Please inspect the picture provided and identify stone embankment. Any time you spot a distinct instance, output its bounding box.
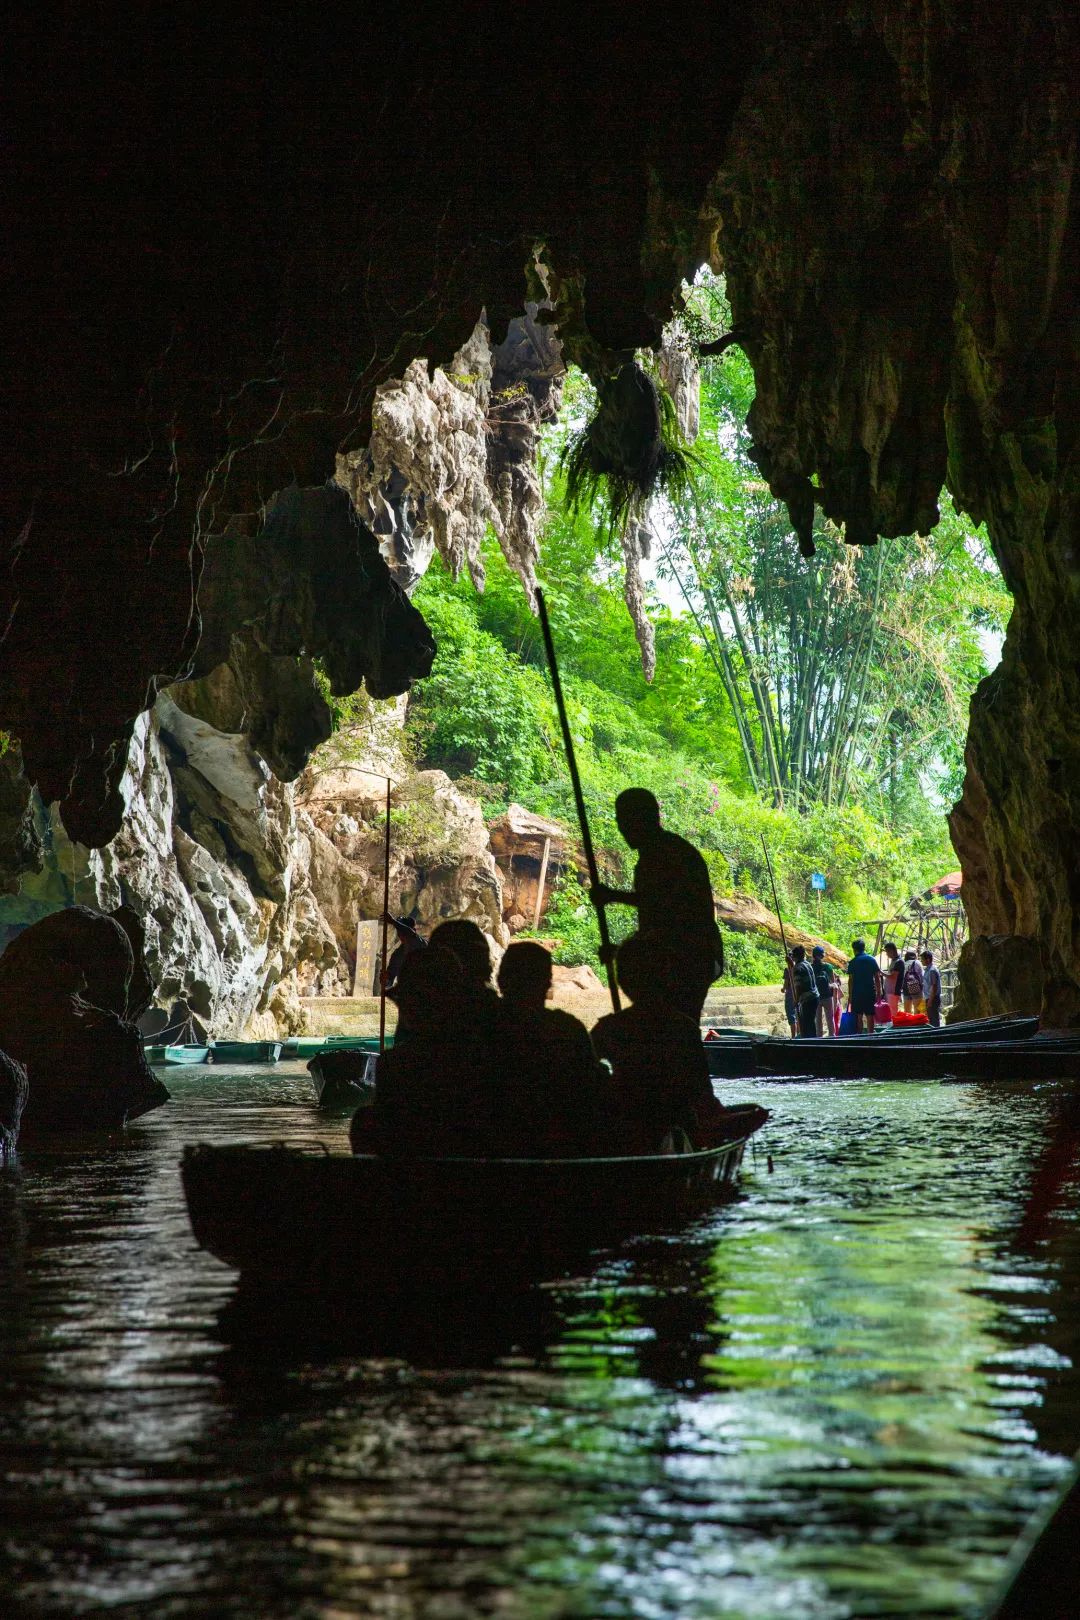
[301,980,787,1037]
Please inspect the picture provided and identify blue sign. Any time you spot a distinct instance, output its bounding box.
[810,872,827,891]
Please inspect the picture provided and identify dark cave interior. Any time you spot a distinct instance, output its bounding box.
[2,1,1078,1021]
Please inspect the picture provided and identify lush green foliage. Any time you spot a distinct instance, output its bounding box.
[661,275,1011,816]
[399,290,1009,983]
[408,532,966,979]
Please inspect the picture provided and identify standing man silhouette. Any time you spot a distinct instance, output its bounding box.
[591,788,723,1024]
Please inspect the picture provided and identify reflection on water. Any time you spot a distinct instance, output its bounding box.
[3,1067,1080,1617]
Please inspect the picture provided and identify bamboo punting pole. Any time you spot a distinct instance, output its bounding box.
[536,589,620,1013]
[380,776,392,1053]
[760,835,794,1004]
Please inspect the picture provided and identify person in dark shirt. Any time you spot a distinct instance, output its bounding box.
[811,945,838,1038]
[493,942,611,1156]
[428,919,502,1038]
[788,945,819,1037]
[846,938,882,1033]
[591,933,722,1153]
[590,787,722,1023]
[782,962,799,1037]
[370,947,492,1156]
[382,912,425,993]
[921,950,942,1027]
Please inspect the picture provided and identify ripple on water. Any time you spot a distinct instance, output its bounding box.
[2,1066,1079,1617]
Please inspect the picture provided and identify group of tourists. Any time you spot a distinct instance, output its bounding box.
[353,919,728,1159]
[784,937,943,1037]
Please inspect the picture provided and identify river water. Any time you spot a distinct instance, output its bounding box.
[3,1066,1080,1619]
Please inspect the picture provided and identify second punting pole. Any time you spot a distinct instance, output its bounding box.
[536,588,620,1013]
[380,776,391,1053]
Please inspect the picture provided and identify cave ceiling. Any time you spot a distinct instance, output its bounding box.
[2,1,1078,888]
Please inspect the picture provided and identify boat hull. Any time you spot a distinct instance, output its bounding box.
[182,1108,767,1288]
[713,1035,1080,1083]
[308,1050,376,1111]
[146,1044,211,1065]
[208,1041,282,1064]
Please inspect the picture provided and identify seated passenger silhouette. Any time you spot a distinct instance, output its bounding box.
[368,947,492,1157]
[493,941,613,1156]
[591,933,721,1154]
[428,919,502,1037]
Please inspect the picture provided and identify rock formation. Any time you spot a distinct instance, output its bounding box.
[1,5,1078,1020]
[0,908,168,1133]
[0,1049,28,1161]
[714,895,844,969]
[298,759,509,990]
[488,805,577,933]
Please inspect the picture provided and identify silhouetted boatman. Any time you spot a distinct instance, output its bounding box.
[382,912,425,993]
[591,787,723,1023]
[591,934,723,1154]
[493,941,612,1156]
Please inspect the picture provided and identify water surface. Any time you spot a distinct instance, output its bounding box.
[3,1066,1080,1618]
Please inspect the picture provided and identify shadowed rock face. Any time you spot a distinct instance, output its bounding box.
[1,3,1078,1017]
[0,1050,28,1160]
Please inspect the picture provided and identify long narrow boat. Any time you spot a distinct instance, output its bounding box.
[281,1035,394,1059]
[145,1044,211,1066]
[208,1040,283,1064]
[181,1104,769,1289]
[839,1014,1038,1043]
[749,1035,1080,1083]
[704,1018,1041,1080]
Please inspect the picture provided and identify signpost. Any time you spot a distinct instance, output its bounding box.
[811,871,826,928]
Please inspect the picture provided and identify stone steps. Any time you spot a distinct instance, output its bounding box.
[300,981,787,1038]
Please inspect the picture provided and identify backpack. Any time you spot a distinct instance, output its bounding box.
[812,960,833,997]
[902,959,924,998]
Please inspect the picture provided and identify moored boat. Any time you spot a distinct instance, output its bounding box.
[281,1035,393,1059]
[208,1040,283,1064]
[747,1034,1080,1083]
[308,1049,377,1111]
[181,1104,769,1288]
[145,1044,211,1066]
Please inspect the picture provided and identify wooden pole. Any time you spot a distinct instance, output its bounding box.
[533,835,551,930]
[379,776,391,1054]
[761,836,794,1005]
[536,589,620,1013]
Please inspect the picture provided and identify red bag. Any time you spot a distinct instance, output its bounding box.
[874,998,892,1025]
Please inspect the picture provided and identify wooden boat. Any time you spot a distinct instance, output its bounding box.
[843,1014,1038,1043]
[145,1043,211,1066]
[703,1016,1048,1081]
[982,1450,1080,1617]
[281,1035,392,1059]
[181,1104,769,1289]
[207,1040,283,1064]
[750,1034,1080,1083]
[308,1049,377,1111]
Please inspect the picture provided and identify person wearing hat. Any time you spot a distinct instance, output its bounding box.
[382,912,426,994]
[811,945,839,1038]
